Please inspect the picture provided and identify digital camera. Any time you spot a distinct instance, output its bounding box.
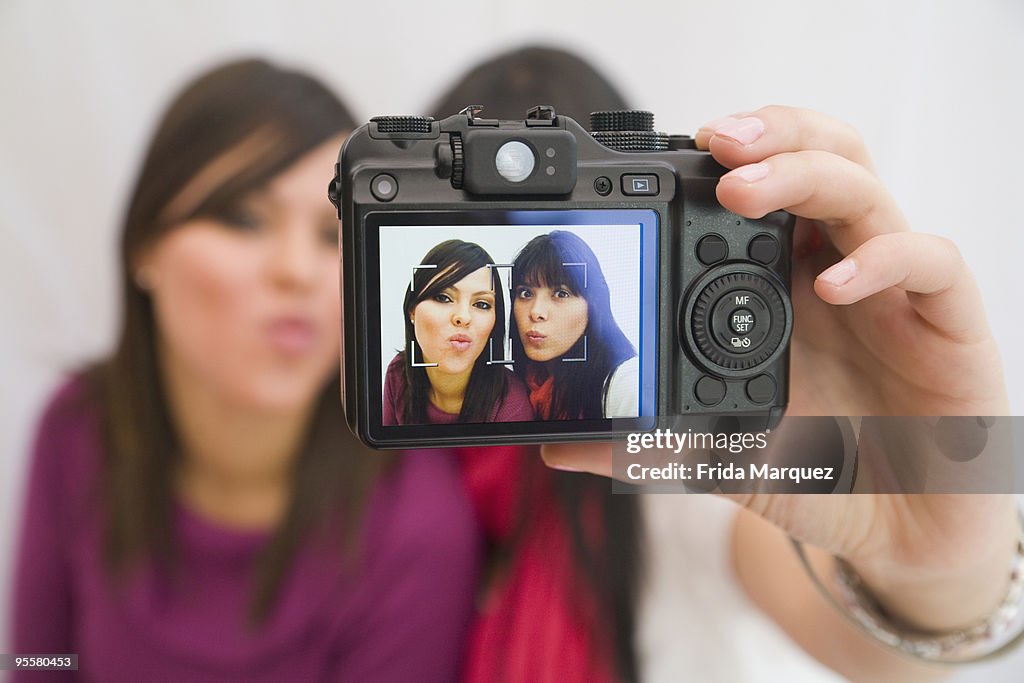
[329,106,794,449]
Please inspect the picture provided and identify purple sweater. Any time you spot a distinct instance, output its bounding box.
[10,380,481,682]
[382,354,535,425]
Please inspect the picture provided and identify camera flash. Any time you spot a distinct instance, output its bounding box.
[495,141,535,182]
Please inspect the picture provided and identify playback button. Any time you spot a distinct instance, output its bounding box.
[621,174,659,196]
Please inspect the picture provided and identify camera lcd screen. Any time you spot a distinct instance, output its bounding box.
[363,209,658,442]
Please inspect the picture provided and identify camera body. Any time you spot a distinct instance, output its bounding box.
[330,106,793,449]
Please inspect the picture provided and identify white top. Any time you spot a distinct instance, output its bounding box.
[602,356,640,418]
[638,495,844,683]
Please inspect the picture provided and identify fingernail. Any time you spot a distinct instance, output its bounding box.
[713,116,766,145]
[549,464,584,473]
[724,162,770,183]
[698,116,739,133]
[818,259,857,287]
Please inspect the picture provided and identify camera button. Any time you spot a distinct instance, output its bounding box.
[696,234,728,265]
[689,271,790,372]
[748,234,779,264]
[621,174,659,196]
[729,308,755,334]
[746,374,777,404]
[712,292,770,353]
[371,173,398,201]
[695,376,727,406]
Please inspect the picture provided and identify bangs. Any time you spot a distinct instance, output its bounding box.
[138,59,354,235]
[160,123,330,227]
[418,262,464,297]
[411,240,500,305]
[417,261,499,301]
[513,235,587,294]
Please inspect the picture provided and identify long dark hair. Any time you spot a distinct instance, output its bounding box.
[87,58,388,625]
[398,239,510,423]
[510,230,636,419]
[429,44,629,123]
[428,45,642,683]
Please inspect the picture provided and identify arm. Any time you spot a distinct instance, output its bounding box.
[328,453,480,682]
[9,391,77,682]
[701,105,1017,677]
[541,105,1017,680]
[733,503,1017,683]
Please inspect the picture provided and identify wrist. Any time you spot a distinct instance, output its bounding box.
[849,499,1020,632]
[792,502,1024,665]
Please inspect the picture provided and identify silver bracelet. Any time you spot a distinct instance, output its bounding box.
[791,509,1024,664]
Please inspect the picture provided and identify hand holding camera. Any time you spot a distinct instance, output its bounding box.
[541,104,1017,644]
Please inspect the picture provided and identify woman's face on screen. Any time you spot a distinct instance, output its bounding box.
[513,280,589,362]
[412,267,496,376]
[138,138,344,413]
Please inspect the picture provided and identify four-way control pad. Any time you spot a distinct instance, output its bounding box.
[688,269,790,373]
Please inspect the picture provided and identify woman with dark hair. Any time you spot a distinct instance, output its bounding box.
[510,230,639,419]
[383,239,533,425]
[11,58,478,682]
[430,43,1023,683]
[429,44,628,123]
[428,45,644,683]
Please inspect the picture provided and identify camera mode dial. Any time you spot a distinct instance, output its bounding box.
[689,271,790,372]
[370,116,434,134]
[449,133,465,189]
[589,110,669,152]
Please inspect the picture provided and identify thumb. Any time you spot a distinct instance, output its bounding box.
[540,442,614,478]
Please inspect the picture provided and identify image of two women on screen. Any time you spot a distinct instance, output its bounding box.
[381,229,640,425]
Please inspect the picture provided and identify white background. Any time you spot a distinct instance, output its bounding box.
[2,1,1023,680]
[377,224,642,387]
